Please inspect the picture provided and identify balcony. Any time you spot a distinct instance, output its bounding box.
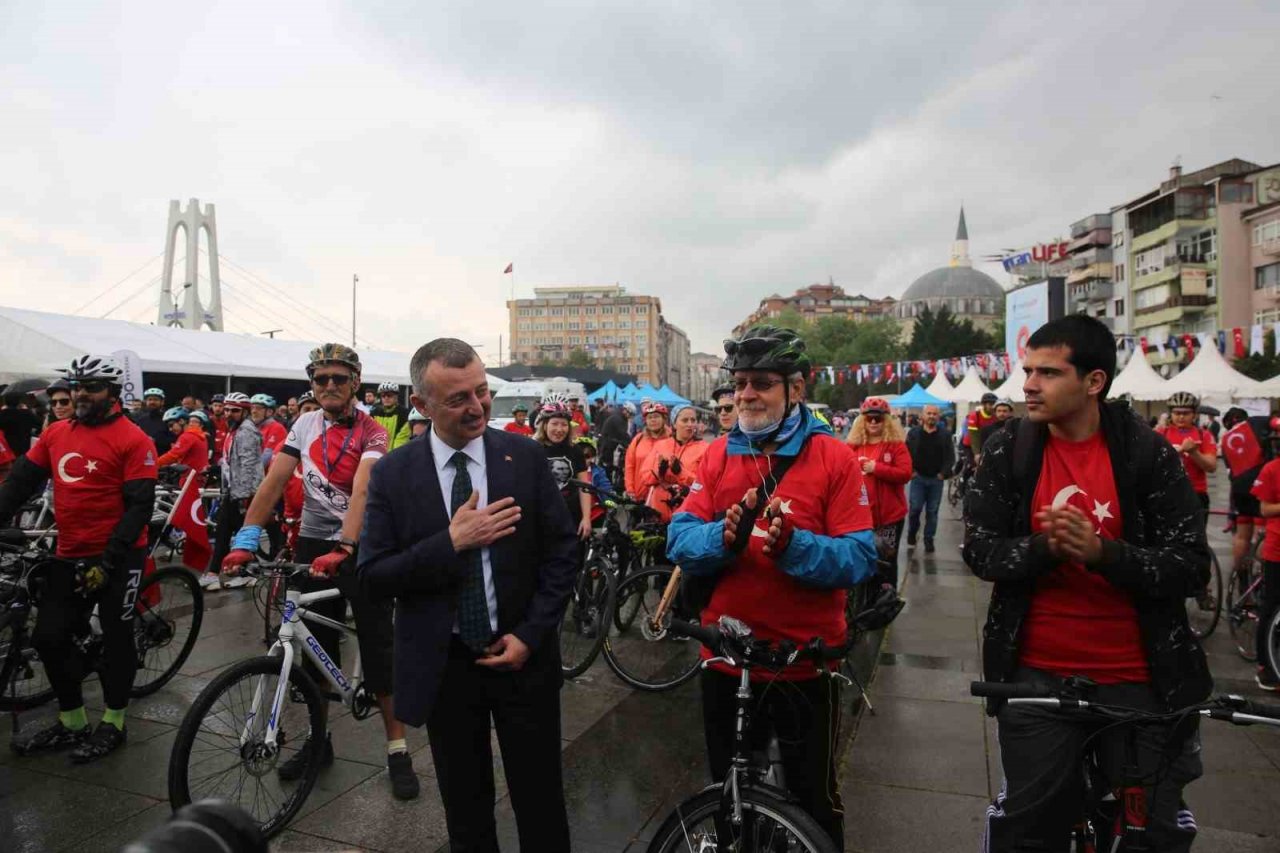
[1070,213,1111,238]
[1134,294,1213,317]
[1067,263,1115,285]
[1263,237,1280,257]
[1068,229,1112,253]
[1070,247,1114,269]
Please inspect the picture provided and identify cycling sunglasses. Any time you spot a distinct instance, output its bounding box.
[49,397,73,407]
[863,414,884,423]
[312,373,353,387]
[68,380,110,394]
[714,404,735,414]
[732,377,785,393]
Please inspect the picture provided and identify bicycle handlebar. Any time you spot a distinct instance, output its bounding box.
[969,681,1054,700]
[970,681,1280,726]
[668,616,853,669]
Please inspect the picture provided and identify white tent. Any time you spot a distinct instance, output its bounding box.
[925,372,958,402]
[950,366,993,403]
[991,360,1025,403]
[1162,343,1268,405]
[0,305,506,388]
[1107,348,1169,401]
[1250,372,1280,399]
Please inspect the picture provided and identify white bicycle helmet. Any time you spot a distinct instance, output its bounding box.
[378,381,399,394]
[408,408,427,423]
[224,392,252,407]
[143,387,166,399]
[61,354,125,386]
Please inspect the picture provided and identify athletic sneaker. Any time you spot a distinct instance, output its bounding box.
[222,575,251,589]
[10,720,91,756]
[1257,667,1279,692]
[906,530,917,548]
[387,751,420,800]
[69,723,127,764]
[278,732,334,781]
[924,539,936,554]
[198,572,222,591]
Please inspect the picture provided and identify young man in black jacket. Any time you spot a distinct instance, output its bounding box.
[963,314,1210,851]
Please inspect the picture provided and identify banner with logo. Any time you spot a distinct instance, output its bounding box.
[111,349,144,408]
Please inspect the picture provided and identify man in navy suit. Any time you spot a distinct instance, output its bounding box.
[359,338,578,852]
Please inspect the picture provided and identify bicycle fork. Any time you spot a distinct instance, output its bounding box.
[244,639,295,753]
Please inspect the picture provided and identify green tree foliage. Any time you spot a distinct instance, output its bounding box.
[906,305,999,360]
[1234,331,1280,381]
[565,348,596,368]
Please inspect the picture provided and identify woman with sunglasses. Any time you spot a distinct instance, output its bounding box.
[637,404,709,522]
[846,397,913,588]
[44,380,74,430]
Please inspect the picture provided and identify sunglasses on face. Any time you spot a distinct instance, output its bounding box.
[312,373,353,387]
[1171,409,1195,416]
[732,377,785,393]
[69,380,109,394]
[863,414,884,423]
[224,406,243,414]
[715,404,735,414]
[50,397,72,406]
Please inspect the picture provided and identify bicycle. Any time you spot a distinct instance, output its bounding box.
[1185,549,1224,639]
[645,587,904,853]
[946,454,973,509]
[167,560,382,838]
[0,529,203,714]
[969,679,1280,851]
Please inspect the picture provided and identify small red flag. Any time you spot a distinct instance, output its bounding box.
[1233,327,1246,358]
[503,263,513,274]
[172,470,212,571]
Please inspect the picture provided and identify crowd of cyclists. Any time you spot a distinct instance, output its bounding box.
[0,310,1275,850]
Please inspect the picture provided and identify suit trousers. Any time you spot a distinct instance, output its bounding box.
[427,637,570,852]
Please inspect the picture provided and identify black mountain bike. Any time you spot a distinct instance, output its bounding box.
[646,587,904,853]
[0,529,203,714]
[970,680,1280,851]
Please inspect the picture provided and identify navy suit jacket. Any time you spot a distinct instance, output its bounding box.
[358,426,578,726]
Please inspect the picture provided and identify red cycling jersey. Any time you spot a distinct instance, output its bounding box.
[1155,425,1215,493]
[156,423,209,473]
[26,415,157,558]
[504,422,534,437]
[259,418,288,455]
[1251,460,1280,562]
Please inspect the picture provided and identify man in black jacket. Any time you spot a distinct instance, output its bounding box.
[359,338,577,851]
[963,315,1210,851]
[598,402,631,484]
[905,403,953,553]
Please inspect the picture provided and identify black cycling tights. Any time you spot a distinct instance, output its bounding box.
[32,549,144,712]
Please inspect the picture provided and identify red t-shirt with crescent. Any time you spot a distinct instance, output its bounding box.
[1155,425,1215,493]
[1018,431,1149,683]
[1250,459,1280,562]
[26,416,157,557]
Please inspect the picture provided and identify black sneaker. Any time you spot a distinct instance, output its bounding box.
[1257,667,1280,692]
[10,720,91,756]
[906,530,917,548]
[387,751,420,800]
[69,723,127,764]
[924,539,936,554]
[278,732,334,781]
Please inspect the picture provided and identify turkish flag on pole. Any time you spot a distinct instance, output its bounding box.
[503,263,514,274]
[1233,327,1246,358]
[171,469,212,571]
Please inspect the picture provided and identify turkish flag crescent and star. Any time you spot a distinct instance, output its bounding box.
[503,263,514,274]
[172,469,212,571]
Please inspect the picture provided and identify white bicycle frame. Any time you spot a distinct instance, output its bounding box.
[246,583,364,749]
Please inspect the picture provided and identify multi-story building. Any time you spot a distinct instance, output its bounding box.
[733,281,895,336]
[1110,205,1130,335]
[1122,159,1262,364]
[1246,166,1280,326]
[689,352,726,405]
[660,322,691,397]
[507,285,670,386]
[1066,213,1126,333]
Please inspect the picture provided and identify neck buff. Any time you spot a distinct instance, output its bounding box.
[740,403,802,445]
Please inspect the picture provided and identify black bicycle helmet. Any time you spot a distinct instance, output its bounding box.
[1168,391,1199,410]
[710,383,735,403]
[721,325,811,375]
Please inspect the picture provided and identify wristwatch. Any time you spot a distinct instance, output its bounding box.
[338,536,357,553]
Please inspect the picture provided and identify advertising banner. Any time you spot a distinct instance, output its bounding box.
[111,349,144,407]
[1005,282,1049,361]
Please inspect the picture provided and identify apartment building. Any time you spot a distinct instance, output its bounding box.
[689,352,726,404]
[1066,212,1123,333]
[734,281,895,336]
[661,322,691,397]
[507,284,687,389]
[1246,167,1280,325]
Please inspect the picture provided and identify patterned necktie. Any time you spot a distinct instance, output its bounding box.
[450,451,492,651]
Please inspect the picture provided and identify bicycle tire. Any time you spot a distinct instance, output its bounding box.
[168,655,327,839]
[613,546,652,632]
[131,567,204,696]
[1186,550,1222,640]
[1228,561,1260,661]
[560,558,616,678]
[603,566,701,692]
[946,476,959,508]
[646,785,837,853]
[1265,606,1280,685]
[0,607,54,712]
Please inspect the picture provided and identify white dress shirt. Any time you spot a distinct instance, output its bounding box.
[430,426,500,634]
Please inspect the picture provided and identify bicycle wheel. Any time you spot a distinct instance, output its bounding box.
[1186,550,1223,639]
[613,545,653,632]
[1228,561,1260,661]
[946,476,959,508]
[647,785,837,853]
[0,607,54,712]
[603,566,702,692]
[1265,607,1280,683]
[168,655,327,839]
[560,558,616,678]
[131,567,204,696]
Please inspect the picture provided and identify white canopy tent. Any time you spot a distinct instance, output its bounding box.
[1107,348,1169,401]
[950,366,993,404]
[0,305,507,389]
[991,360,1025,403]
[1251,372,1280,399]
[1161,343,1268,405]
[924,372,958,402]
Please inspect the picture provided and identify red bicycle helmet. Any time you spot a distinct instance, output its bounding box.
[642,402,669,417]
[860,397,892,415]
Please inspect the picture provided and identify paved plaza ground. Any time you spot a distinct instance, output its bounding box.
[2,471,1278,851]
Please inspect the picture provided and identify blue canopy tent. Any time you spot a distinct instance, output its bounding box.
[615,382,646,402]
[653,384,690,406]
[587,379,620,402]
[890,383,953,410]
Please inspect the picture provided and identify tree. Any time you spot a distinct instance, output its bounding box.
[565,348,595,368]
[906,305,998,360]
[1234,331,1280,381]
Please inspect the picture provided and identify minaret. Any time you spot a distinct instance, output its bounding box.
[949,206,972,268]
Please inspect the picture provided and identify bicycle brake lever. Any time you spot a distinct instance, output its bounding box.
[702,657,733,669]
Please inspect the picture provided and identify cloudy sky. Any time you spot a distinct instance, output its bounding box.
[2,1,1277,361]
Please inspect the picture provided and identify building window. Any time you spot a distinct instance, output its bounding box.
[1134,248,1167,278]
[585,306,596,315]
[569,336,581,345]
[618,306,631,314]
[1257,263,1280,291]
[1115,264,1125,283]
[1113,231,1125,248]
[1135,284,1171,310]
[1256,309,1280,325]
[601,306,614,314]
[618,320,631,329]
[1255,220,1280,246]
[568,321,579,330]
[1176,229,1216,263]
[550,307,564,316]
[550,322,564,330]
[1114,298,1125,316]
[601,321,613,329]
[635,305,648,314]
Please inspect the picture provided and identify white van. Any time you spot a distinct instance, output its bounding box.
[490,377,588,430]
